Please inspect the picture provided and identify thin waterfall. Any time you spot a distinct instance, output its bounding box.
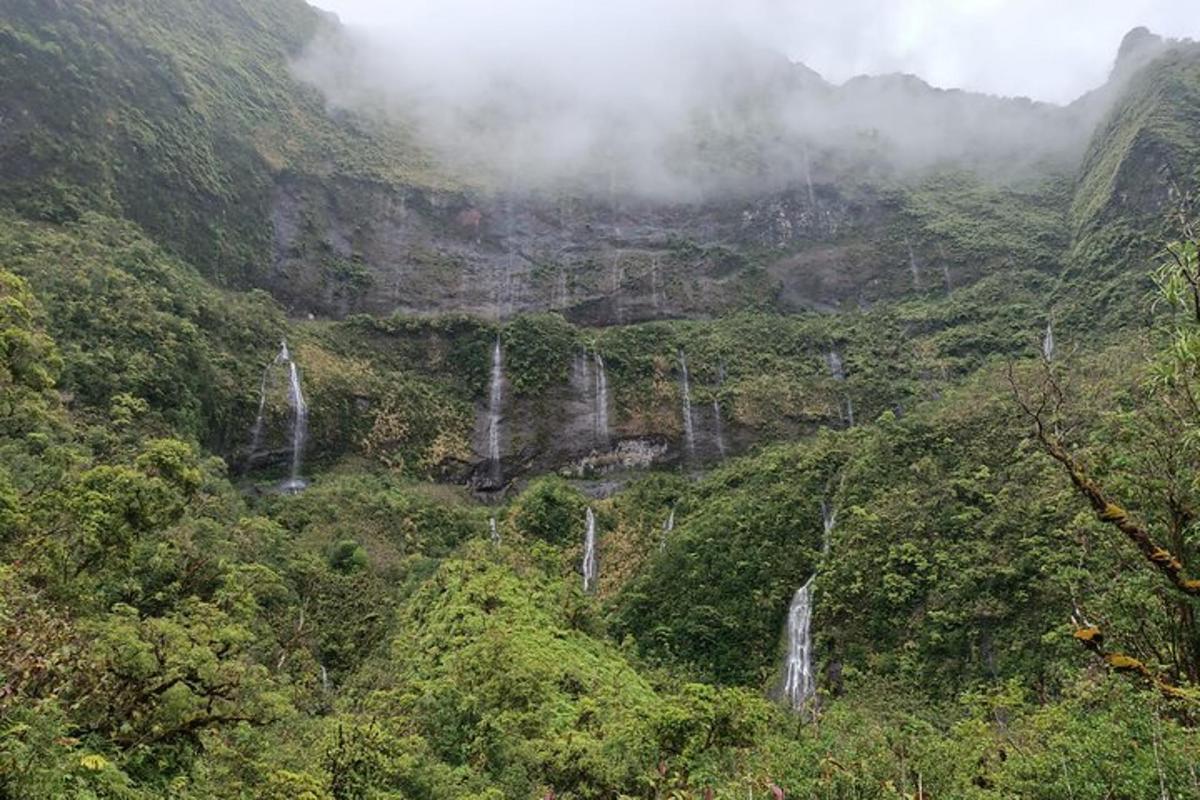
[781,500,838,712]
[713,362,727,458]
[1043,322,1055,362]
[802,144,817,209]
[489,517,500,546]
[250,368,270,453]
[660,507,676,552]
[821,502,837,554]
[826,350,853,427]
[284,357,308,490]
[651,257,664,312]
[594,352,610,445]
[782,578,816,710]
[906,240,921,289]
[249,342,289,454]
[245,339,307,493]
[320,664,330,693]
[678,350,696,458]
[486,336,504,483]
[826,351,846,382]
[712,399,726,457]
[582,507,598,593]
[250,342,292,453]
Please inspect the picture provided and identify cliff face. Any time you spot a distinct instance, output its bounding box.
[4,0,1200,487]
[267,171,1066,328]
[267,175,906,323]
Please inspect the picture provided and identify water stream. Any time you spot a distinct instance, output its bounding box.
[486,336,504,483]
[678,350,696,458]
[582,507,598,593]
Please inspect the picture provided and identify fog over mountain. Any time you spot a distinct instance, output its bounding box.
[312,0,1198,102]
[298,0,1196,197]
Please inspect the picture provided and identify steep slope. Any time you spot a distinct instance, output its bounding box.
[5,4,1200,798]
[1058,34,1200,328]
[0,0,449,284]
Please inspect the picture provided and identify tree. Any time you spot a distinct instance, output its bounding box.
[1011,193,1200,702]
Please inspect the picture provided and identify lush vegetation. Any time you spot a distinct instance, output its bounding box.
[5,1,1200,798]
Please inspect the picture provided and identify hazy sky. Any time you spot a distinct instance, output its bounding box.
[312,0,1197,104]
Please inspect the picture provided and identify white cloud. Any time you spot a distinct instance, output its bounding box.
[313,0,1197,103]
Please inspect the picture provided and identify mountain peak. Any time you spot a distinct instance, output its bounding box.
[1113,26,1168,79]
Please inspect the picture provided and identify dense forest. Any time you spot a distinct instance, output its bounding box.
[3,1,1200,798]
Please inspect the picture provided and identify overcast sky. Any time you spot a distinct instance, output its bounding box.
[311,0,1197,104]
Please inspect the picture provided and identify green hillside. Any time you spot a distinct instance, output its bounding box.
[4,2,1200,798]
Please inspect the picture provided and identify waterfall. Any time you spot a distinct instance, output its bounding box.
[660,507,675,551]
[826,351,846,382]
[249,340,307,490]
[320,664,330,693]
[678,350,696,458]
[594,352,610,446]
[821,502,837,553]
[712,399,727,457]
[250,342,292,454]
[486,336,504,482]
[657,260,667,316]
[713,362,727,458]
[557,268,569,310]
[906,240,921,289]
[826,351,853,427]
[782,578,816,710]
[803,144,817,209]
[489,517,500,546]
[582,507,598,593]
[1043,322,1055,362]
[781,500,838,712]
[284,357,308,491]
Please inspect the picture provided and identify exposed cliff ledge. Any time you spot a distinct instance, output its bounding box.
[266,173,1026,326]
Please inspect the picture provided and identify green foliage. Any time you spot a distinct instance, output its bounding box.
[502,313,580,397]
[507,476,589,546]
[613,438,845,684]
[0,0,454,284]
[901,170,1070,274]
[5,3,1200,798]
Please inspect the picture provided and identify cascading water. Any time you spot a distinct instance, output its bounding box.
[594,352,610,446]
[826,351,854,427]
[1043,322,1055,362]
[781,501,839,712]
[660,507,675,551]
[713,362,727,458]
[906,240,921,289]
[489,517,500,546]
[320,664,330,693]
[821,502,837,553]
[486,336,504,483]
[712,399,726,457]
[282,356,309,492]
[782,577,816,710]
[250,340,307,493]
[249,342,290,454]
[802,144,817,209]
[582,507,598,593]
[678,350,696,458]
[651,257,664,312]
[826,351,846,382]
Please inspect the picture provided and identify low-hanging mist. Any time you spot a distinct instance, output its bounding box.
[293,2,1182,198]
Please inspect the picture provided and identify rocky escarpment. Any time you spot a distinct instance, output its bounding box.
[268,174,1005,326]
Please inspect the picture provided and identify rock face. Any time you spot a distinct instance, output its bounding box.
[267,175,945,325]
